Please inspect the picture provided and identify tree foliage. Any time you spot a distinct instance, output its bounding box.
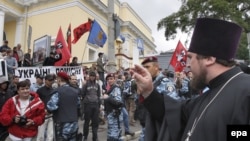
[158,0,250,60]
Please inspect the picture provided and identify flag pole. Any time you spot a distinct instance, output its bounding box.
[81,41,88,64]
[167,63,171,70]
[80,18,93,64]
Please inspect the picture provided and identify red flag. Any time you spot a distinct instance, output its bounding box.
[170,41,187,72]
[72,20,92,44]
[66,24,71,64]
[54,27,71,66]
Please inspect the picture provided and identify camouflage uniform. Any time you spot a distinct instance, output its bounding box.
[178,77,191,99]
[105,85,123,141]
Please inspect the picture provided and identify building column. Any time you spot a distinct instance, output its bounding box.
[15,18,24,46]
[133,38,140,65]
[0,11,5,45]
[105,0,117,73]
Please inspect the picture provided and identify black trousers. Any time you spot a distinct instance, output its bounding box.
[0,124,8,140]
[83,103,99,141]
[98,72,105,84]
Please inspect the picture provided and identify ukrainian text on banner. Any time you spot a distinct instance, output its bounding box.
[15,66,84,87]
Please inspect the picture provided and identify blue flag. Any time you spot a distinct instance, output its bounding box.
[87,20,107,47]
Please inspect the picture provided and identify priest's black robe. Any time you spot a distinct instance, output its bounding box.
[143,67,250,141]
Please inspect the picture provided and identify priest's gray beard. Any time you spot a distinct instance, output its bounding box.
[190,68,207,91]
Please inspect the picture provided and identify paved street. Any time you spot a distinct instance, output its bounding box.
[78,118,142,141]
[5,118,142,141]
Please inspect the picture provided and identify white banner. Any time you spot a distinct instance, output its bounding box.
[0,59,8,83]
[15,66,84,87]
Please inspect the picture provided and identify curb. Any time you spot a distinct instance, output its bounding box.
[121,131,141,141]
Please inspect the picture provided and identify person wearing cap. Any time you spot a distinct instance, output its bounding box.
[96,52,106,83]
[102,73,123,141]
[30,74,44,92]
[137,56,181,141]
[47,71,80,141]
[36,74,56,141]
[131,18,250,141]
[82,71,100,141]
[0,80,45,141]
[0,79,12,136]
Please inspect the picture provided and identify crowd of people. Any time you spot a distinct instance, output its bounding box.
[0,17,250,141]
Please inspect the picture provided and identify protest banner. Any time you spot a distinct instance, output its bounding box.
[15,66,84,87]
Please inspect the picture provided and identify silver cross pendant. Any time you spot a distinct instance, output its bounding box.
[185,131,192,141]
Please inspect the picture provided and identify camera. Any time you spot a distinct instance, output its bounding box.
[18,116,27,126]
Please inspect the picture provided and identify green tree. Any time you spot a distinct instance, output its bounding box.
[158,0,250,60]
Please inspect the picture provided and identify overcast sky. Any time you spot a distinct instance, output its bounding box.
[119,0,187,52]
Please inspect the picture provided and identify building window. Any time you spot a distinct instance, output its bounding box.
[88,46,97,61]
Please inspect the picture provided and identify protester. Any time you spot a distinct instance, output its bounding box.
[43,52,56,66]
[36,74,55,141]
[0,79,12,136]
[69,56,79,66]
[23,49,32,67]
[0,79,12,110]
[30,74,44,92]
[0,40,11,52]
[17,44,24,67]
[13,47,19,63]
[96,52,106,83]
[47,71,80,141]
[5,49,18,79]
[123,71,137,125]
[0,48,7,59]
[82,71,100,141]
[8,75,19,96]
[0,80,45,141]
[130,18,248,141]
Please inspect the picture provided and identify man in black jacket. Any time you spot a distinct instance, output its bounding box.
[43,52,56,66]
[82,71,100,141]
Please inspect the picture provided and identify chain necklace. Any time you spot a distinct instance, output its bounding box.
[185,72,242,141]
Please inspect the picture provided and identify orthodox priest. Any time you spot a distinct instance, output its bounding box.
[131,18,250,141]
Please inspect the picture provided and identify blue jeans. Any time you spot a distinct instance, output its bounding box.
[138,127,145,141]
[122,107,130,132]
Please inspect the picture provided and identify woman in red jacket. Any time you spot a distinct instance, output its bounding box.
[0,80,45,141]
